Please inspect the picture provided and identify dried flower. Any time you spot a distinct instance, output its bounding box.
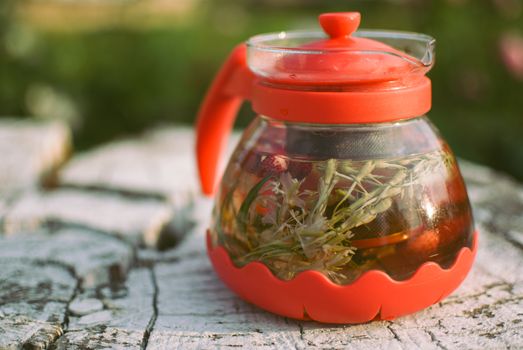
[260,155,288,177]
[215,150,455,284]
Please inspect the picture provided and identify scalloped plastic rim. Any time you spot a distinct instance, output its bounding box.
[207,231,478,324]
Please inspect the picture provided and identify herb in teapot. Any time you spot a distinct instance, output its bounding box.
[212,147,473,284]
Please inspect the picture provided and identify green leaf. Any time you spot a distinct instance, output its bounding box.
[216,187,235,246]
[236,176,271,233]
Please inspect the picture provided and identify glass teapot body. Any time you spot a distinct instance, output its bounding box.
[196,12,477,323]
[210,115,474,285]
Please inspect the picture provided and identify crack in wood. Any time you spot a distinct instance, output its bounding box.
[386,322,401,342]
[504,233,523,251]
[0,259,77,349]
[47,276,82,350]
[427,329,449,350]
[442,281,514,306]
[47,220,138,251]
[141,268,159,350]
[57,183,169,202]
[3,188,177,249]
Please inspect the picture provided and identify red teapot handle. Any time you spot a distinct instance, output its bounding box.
[195,44,255,196]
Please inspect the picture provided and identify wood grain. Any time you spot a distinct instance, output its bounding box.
[0,125,522,349]
[3,189,174,247]
[0,119,70,197]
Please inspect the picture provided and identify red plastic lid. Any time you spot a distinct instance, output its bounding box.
[196,12,435,195]
[248,12,430,87]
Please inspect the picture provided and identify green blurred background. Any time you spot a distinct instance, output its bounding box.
[0,0,522,178]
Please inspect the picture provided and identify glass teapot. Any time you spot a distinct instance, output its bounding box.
[196,12,477,324]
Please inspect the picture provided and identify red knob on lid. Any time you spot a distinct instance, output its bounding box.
[270,11,423,85]
[319,12,361,38]
[196,12,435,195]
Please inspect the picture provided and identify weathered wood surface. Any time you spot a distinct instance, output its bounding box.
[0,121,522,349]
[0,119,70,197]
[3,189,174,247]
[54,268,156,349]
[0,260,76,349]
[59,128,198,200]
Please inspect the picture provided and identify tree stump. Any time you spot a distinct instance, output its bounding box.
[0,121,522,349]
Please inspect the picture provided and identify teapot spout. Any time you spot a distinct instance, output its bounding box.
[355,30,436,75]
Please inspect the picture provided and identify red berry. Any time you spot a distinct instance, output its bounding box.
[260,155,287,177]
[288,161,312,180]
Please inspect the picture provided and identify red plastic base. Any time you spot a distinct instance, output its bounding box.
[207,231,478,324]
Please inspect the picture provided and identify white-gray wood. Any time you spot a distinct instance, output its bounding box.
[0,260,76,350]
[59,128,199,201]
[0,126,522,349]
[0,228,133,288]
[0,198,7,223]
[147,218,523,349]
[59,127,239,202]
[54,268,155,349]
[0,119,70,197]
[3,189,174,247]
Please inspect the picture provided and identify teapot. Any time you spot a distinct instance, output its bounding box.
[195,12,477,323]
